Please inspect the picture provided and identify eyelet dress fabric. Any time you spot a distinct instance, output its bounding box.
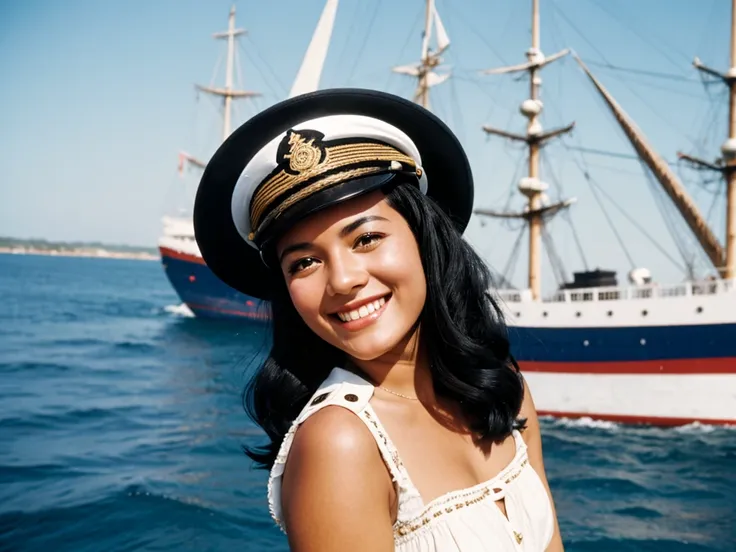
[268,368,555,551]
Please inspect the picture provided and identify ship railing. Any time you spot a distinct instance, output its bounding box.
[492,278,735,303]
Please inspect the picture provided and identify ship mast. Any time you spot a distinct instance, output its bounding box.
[392,0,451,110]
[677,0,736,279]
[196,5,260,142]
[475,0,574,300]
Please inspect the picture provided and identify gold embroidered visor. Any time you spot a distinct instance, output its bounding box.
[247,129,421,245]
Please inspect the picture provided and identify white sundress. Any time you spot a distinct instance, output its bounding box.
[268,367,555,551]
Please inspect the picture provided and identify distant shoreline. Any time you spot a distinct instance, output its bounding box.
[0,247,158,261]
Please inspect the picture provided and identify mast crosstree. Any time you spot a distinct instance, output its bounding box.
[392,0,451,110]
[195,5,261,142]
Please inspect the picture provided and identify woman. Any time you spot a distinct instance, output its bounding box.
[194,89,564,551]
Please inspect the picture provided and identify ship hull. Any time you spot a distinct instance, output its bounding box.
[515,327,736,426]
[159,246,269,320]
[505,282,736,426]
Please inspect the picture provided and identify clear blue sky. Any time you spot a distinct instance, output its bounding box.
[0,0,731,292]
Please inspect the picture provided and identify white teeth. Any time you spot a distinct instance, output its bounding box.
[337,296,388,322]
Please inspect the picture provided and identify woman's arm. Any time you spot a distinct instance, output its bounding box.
[281,406,396,552]
[519,377,565,552]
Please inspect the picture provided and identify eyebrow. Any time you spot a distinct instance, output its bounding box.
[339,215,389,238]
[279,242,312,264]
[278,215,389,264]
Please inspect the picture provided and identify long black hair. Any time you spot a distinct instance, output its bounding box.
[244,180,525,469]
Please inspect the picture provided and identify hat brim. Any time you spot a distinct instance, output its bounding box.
[193,88,474,300]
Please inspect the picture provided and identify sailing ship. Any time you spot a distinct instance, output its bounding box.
[469,0,736,426]
[158,2,339,319]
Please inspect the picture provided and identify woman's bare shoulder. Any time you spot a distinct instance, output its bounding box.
[281,405,395,551]
[289,405,378,460]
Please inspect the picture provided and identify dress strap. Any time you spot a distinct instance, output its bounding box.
[359,403,412,486]
[360,404,424,529]
[358,403,425,524]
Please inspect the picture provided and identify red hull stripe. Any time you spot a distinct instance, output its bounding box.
[520,357,736,374]
[159,247,206,266]
[537,410,736,426]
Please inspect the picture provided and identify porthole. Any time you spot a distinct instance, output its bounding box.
[607,310,613,317]
[641,310,648,316]
[696,306,703,314]
[575,312,581,317]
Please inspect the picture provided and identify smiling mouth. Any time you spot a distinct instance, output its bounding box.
[333,294,390,323]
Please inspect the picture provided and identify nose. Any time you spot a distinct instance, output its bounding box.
[325,251,368,297]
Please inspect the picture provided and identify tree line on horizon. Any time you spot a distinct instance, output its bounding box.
[0,236,157,255]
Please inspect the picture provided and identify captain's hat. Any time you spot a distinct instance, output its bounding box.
[194,88,474,300]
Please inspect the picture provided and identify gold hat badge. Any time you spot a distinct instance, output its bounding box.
[284,131,323,174]
[248,129,420,242]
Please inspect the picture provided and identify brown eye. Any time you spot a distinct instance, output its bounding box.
[289,257,319,274]
[354,233,383,250]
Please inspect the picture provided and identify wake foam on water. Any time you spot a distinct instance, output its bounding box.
[543,416,620,431]
[163,303,195,318]
[674,421,721,434]
[542,416,735,434]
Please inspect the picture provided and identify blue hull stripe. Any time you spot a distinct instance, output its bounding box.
[509,323,736,362]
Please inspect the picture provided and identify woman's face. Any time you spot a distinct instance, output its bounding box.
[276,190,426,361]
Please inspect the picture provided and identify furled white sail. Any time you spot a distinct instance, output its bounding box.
[433,5,450,54]
[391,0,451,109]
[288,0,339,98]
[420,0,435,62]
[392,64,421,77]
[426,72,450,87]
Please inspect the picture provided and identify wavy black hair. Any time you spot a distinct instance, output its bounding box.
[244,180,525,469]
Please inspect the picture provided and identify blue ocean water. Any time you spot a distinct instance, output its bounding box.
[0,254,734,552]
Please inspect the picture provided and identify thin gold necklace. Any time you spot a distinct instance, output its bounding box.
[343,362,421,401]
[377,385,419,401]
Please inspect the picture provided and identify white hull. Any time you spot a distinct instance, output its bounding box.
[524,372,736,425]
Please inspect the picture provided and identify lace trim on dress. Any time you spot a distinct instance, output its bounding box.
[392,431,530,543]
